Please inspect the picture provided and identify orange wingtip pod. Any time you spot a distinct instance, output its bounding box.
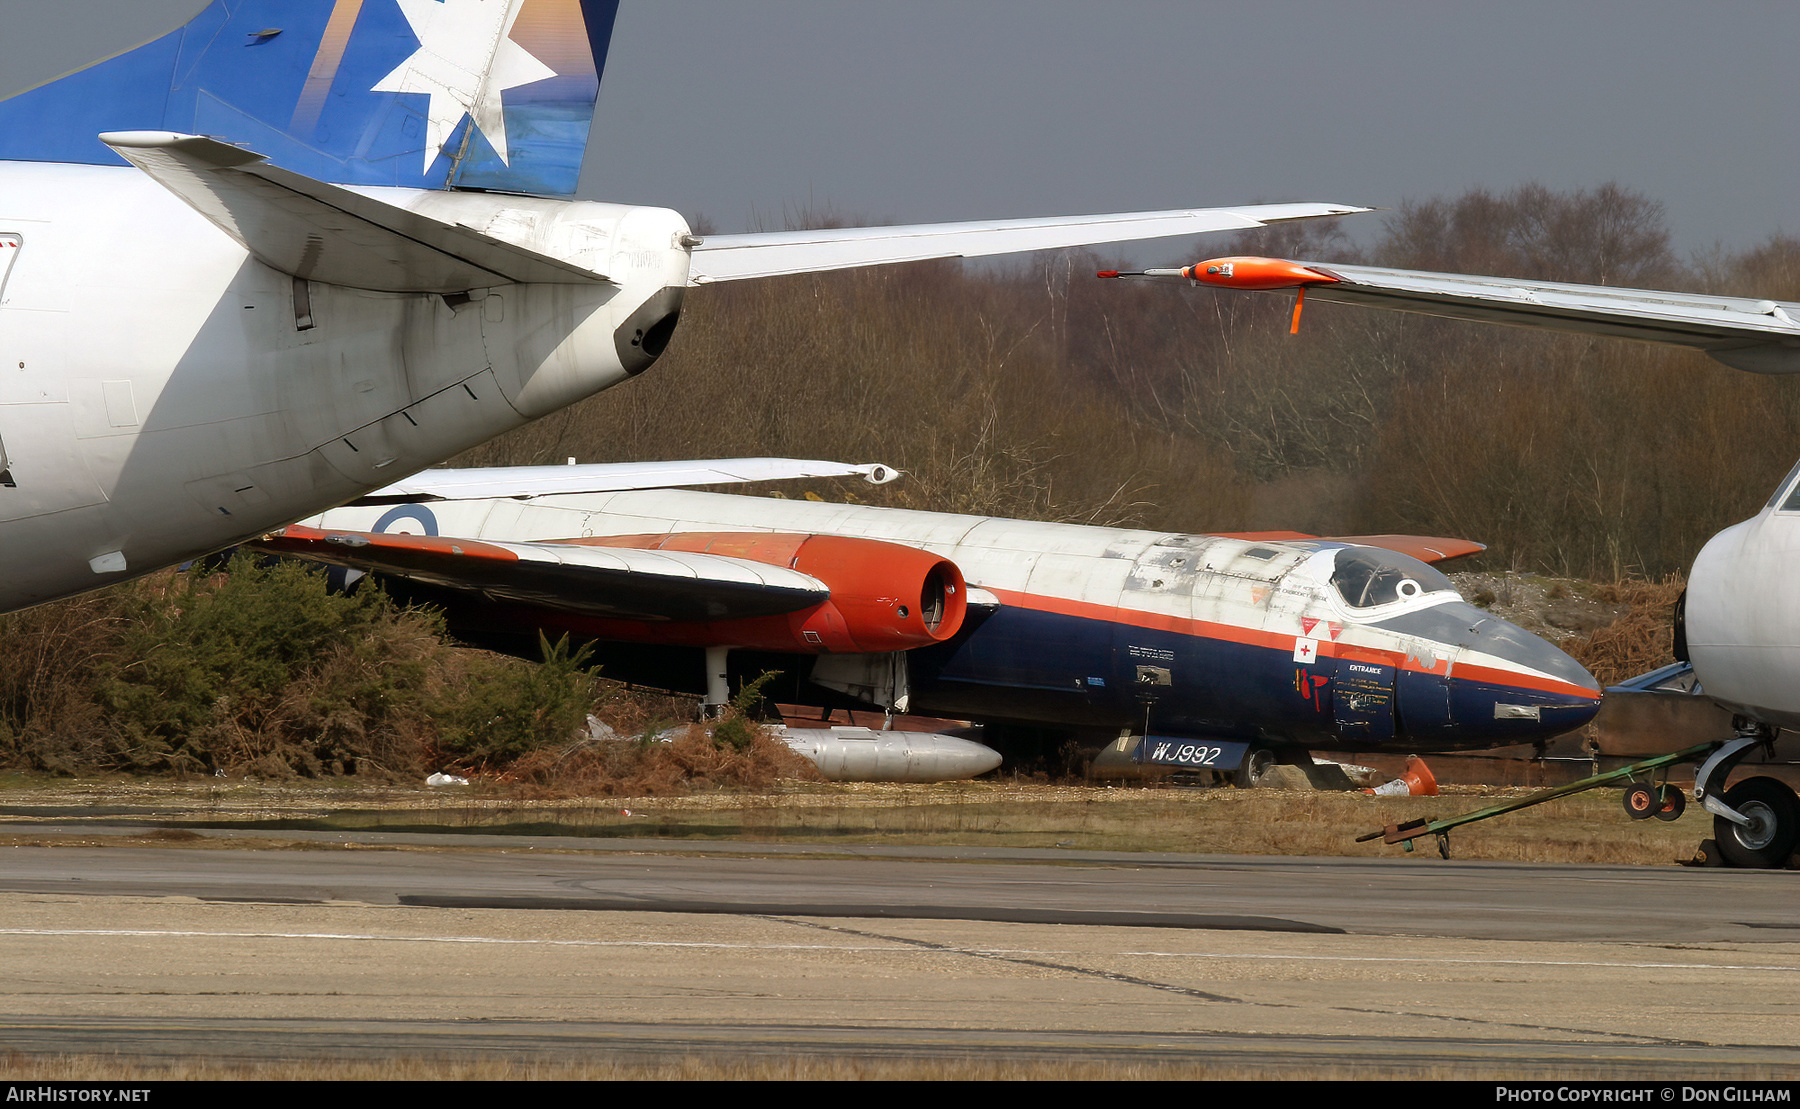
[1183,257,1338,290]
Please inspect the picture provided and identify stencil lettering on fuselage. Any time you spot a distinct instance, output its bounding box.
[1334,661,1395,740]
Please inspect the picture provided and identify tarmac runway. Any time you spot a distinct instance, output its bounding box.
[0,830,1795,1075]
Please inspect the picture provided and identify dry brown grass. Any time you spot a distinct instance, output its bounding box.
[1565,576,1688,687]
[0,775,1719,867]
[694,784,1711,865]
[499,726,823,798]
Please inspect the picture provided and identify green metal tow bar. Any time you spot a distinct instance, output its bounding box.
[1356,742,1718,859]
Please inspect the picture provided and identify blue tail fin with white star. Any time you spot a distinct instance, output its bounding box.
[0,0,618,196]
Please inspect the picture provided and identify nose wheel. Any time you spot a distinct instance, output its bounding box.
[1713,776,1800,869]
[1693,726,1799,868]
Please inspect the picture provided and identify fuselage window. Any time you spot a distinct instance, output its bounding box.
[1774,457,1800,512]
[0,233,19,302]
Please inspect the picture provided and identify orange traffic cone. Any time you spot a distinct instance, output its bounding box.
[1365,755,1439,797]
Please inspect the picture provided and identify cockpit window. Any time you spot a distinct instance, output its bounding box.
[1774,456,1800,512]
[1329,548,1455,609]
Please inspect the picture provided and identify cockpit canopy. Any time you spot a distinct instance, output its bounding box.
[1329,547,1456,609]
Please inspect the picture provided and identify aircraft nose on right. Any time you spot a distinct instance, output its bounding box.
[1449,606,1603,743]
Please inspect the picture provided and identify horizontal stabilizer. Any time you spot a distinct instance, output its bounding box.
[256,525,828,622]
[352,458,903,504]
[104,132,611,293]
[1221,531,1486,564]
[688,203,1369,284]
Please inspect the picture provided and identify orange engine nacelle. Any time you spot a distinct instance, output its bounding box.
[573,532,969,653]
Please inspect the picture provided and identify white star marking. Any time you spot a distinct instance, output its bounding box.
[373,0,557,174]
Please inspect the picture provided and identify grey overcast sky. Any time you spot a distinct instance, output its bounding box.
[3,1,1796,264]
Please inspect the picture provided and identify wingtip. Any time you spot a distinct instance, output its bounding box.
[101,130,265,168]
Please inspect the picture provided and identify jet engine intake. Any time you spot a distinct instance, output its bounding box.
[577,532,969,654]
[786,535,967,652]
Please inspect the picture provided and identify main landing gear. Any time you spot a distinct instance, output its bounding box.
[1236,746,1277,788]
[1232,745,1322,789]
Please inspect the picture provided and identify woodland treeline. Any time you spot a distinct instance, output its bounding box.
[459,183,1800,581]
[2,183,1790,778]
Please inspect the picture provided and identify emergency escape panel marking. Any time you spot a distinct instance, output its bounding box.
[1334,662,1396,739]
[1293,637,1319,663]
[1294,668,1331,712]
[1299,617,1342,640]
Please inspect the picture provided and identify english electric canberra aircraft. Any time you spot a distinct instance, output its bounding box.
[251,459,1604,782]
[1100,254,1800,864]
[0,0,1364,614]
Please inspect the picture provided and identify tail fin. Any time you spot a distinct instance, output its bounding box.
[0,0,618,196]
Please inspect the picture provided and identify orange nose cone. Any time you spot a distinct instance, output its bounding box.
[1183,257,1337,290]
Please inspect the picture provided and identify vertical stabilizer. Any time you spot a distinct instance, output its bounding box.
[0,0,618,196]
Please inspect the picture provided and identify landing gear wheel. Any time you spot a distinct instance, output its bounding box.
[1713,777,1800,869]
[1653,785,1686,822]
[1234,747,1276,789]
[1623,783,1658,820]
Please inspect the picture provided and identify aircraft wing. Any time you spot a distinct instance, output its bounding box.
[1302,263,1800,373]
[351,458,902,505]
[102,132,611,293]
[1221,531,1486,564]
[255,525,828,622]
[687,203,1369,284]
[1105,255,1800,374]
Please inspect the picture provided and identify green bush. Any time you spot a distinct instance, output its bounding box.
[97,553,444,775]
[428,633,602,768]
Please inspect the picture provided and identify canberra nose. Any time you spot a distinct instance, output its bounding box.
[1454,606,1602,740]
[1388,603,1601,745]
